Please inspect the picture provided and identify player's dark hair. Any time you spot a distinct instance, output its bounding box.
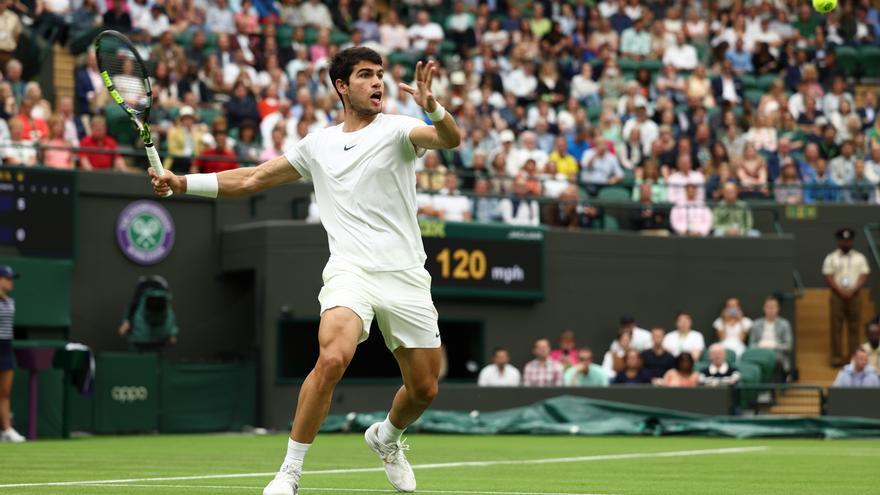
[491,347,507,356]
[329,47,383,108]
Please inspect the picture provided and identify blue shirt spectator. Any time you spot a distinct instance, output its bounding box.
[832,350,880,387]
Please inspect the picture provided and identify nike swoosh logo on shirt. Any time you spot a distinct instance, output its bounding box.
[344,144,357,151]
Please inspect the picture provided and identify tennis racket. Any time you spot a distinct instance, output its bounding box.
[94,30,171,196]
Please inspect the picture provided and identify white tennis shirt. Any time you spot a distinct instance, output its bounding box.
[285,113,429,272]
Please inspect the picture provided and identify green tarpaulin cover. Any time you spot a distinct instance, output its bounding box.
[319,395,880,439]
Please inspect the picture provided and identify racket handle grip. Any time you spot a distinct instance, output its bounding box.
[145,144,172,197]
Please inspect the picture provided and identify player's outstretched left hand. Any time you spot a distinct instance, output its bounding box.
[149,168,185,197]
[400,60,438,113]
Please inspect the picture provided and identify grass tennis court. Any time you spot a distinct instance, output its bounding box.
[1,434,878,495]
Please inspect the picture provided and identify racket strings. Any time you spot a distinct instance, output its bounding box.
[97,42,149,113]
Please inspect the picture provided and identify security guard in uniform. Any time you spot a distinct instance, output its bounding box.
[822,228,871,367]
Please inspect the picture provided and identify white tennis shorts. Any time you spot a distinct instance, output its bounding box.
[318,258,441,351]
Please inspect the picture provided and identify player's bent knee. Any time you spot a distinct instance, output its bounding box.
[314,353,348,384]
[408,379,439,404]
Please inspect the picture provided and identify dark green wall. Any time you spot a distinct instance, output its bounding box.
[42,173,880,427]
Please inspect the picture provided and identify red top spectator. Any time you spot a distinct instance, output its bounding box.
[191,130,239,174]
[79,116,125,170]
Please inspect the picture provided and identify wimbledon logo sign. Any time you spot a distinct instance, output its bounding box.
[116,200,175,265]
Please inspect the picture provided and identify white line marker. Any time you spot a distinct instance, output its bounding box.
[74,484,611,495]
[0,446,768,489]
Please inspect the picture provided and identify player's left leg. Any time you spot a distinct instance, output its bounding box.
[0,368,23,442]
[365,347,441,493]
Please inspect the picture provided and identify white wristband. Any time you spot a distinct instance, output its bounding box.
[427,104,446,123]
[185,173,219,198]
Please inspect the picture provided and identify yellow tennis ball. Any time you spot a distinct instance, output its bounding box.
[813,0,837,14]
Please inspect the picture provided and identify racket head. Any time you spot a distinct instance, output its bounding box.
[94,30,153,121]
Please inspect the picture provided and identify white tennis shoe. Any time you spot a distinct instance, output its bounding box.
[365,422,417,492]
[0,427,25,443]
[262,462,300,495]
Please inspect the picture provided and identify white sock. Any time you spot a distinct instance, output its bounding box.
[282,438,311,470]
[378,415,406,445]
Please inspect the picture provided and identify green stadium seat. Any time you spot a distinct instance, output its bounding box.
[440,40,457,57]
[103,104,138,146]
[601,214,620,231]
[739,348,777,383]
[858,46,880,78]
[276,24,293,44]
[740,74,758,90]
[745,89,764,105]
[388,51,419,69]
[175,31,194,47]
[586,104,602,124]
[736,361,762,384]
[756,74,778,91]
[303,27,318,45]
[834,46,858,78]
[639,59,663,76]
[198,107,221,127]
[330,30,350,46]
[597,186,632,202]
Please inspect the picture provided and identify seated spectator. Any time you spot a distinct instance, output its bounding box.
[102,0,132,32]
[191,129,239,174]
[548,136,579,182]
[79,116,126,171]
[432,172,473,222]
[670,184,713,236]
[699,344,741,387]
[408,9,444,53]
[663,311,706,360]
[236,121,262,164]
[564,348,609,387]
[667,155,704,205]
[620,16,651,60]
[570,63,600,107]
[633,159,668,203]
[549,329,579,368]
[224,81,260,131]
[713,297,752,359]
[711,59,743,105]
[642,327,676,381]
[42,115,75,170]
[862,318,880,370]
[832,349,880,388]
[621,103,659,157]
[1,118,36,166]
[774,159,804,205]
[655,353,700,387]
[164,106,204,172]
[545,184,596,230]
[602,330,632,380]
[617,315,652,351]
[472,179,501,223]
[749,295,794,379]
[630,183,669,236]
[846,160,877,204]
[612,350,652,385]
[737,143,769,197]
[829,140,858,187]
[712,183,759,237]
[579,138,623,189]
[477,347,521,387]
[499,177,540,226]
[523,338,564,387]
[804,159,839,203]
[725,37,753,75]
[260,126,286,161]
[507,131,548,177]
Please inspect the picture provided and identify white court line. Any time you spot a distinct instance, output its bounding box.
[0,446,768,489]
[75,484,611,495]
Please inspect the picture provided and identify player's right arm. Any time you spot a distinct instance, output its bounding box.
[149,155,301,198]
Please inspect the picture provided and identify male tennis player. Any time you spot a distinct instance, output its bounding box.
[150,47,460,494]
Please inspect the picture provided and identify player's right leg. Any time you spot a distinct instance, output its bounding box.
[263,307,363,495]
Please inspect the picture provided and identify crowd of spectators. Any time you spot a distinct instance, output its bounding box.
[477,295,863,388]
[2,0,880,233]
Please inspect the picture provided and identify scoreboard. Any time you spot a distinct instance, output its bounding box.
[0,168,76,259]
[420,219,545,300]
